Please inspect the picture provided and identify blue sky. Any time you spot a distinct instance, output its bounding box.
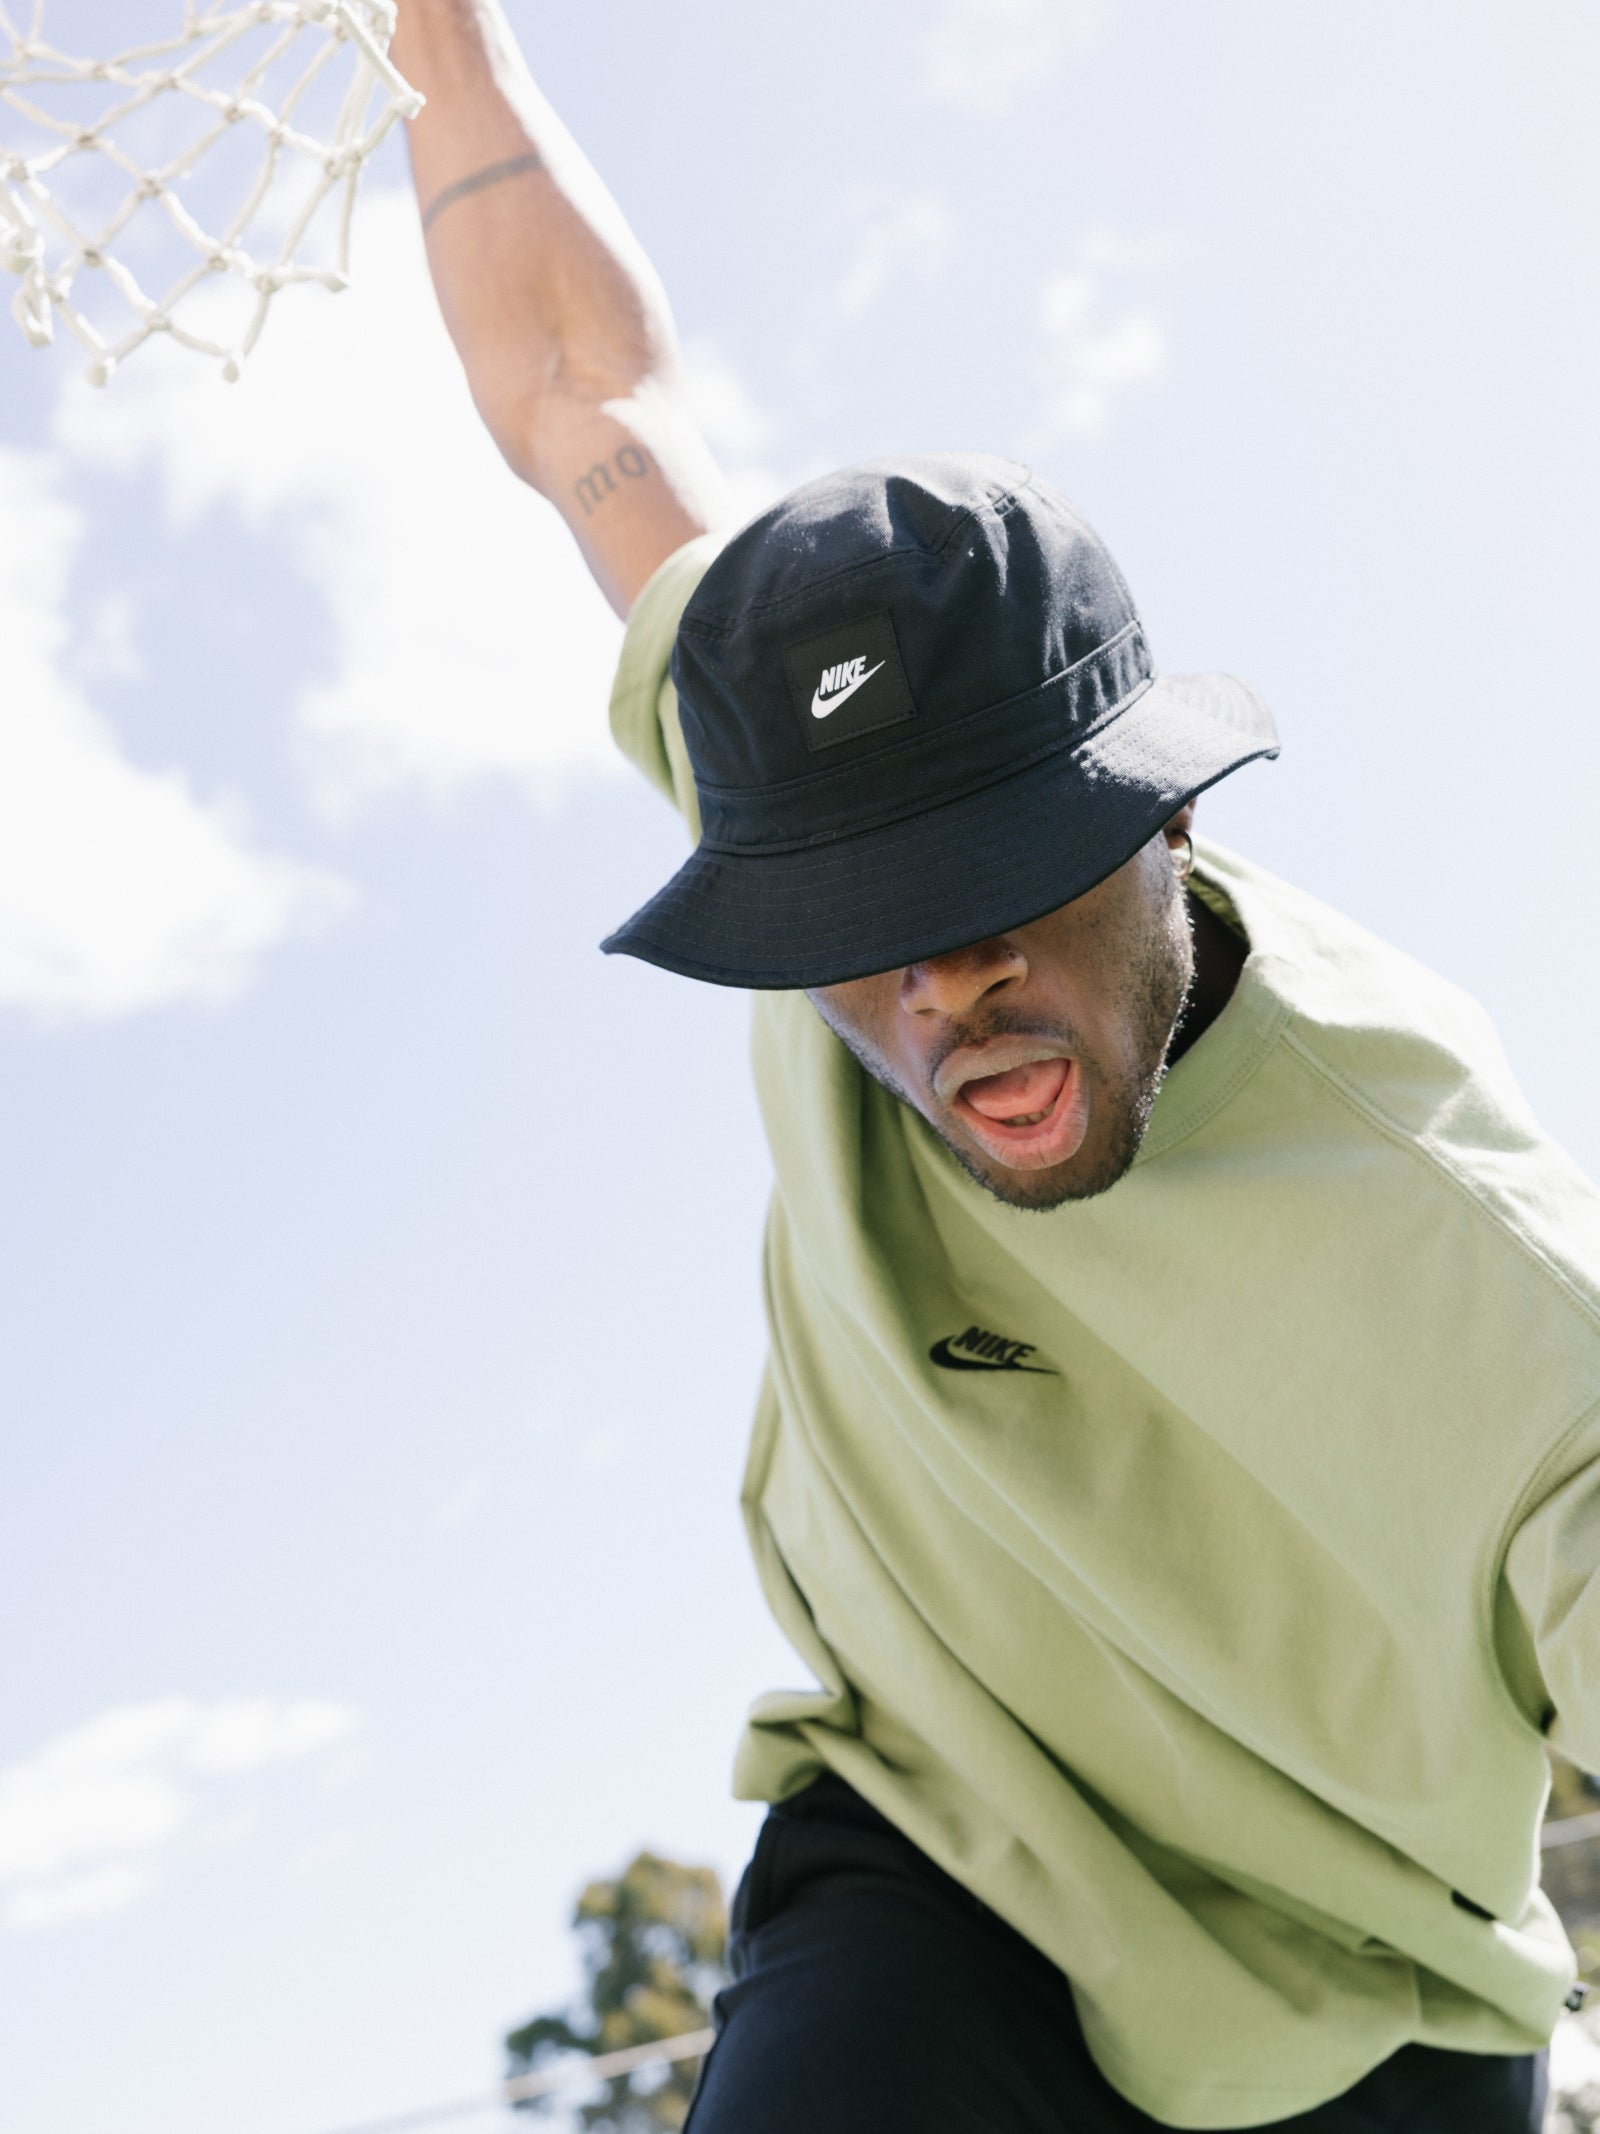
[2,3,1599,2130]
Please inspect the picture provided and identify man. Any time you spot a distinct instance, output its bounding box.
[391,6,1599,2128]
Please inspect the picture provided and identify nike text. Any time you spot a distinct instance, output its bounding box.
[811,656,886,719]
[929,1325,1056,1374]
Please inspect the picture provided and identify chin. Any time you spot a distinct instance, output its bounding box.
[953,1136,1141,1212]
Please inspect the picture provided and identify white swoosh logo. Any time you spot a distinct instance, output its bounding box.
[811,659,886,720]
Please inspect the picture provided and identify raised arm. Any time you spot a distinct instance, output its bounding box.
[391,0,732,615]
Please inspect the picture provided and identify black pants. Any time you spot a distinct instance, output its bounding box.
[686,1777,1548,2134]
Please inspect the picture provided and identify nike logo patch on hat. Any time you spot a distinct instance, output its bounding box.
[783,611,916,752]
[811,657,886,719]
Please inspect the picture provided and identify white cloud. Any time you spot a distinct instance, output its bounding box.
[433,1469,486,1529]
[681,340,775,462]
[6,183,785,1028]
[0,1694,361,1931]
[53,187,629,821]
[0,443,348,1022]
[183,1696,357,1773]
[1037,235,1169,440]
[920,0,1111,116]
[832,193,951,322]
[6,1863,156,1931]
[679,338,785,526]
[69,589,144,686]
[580,1423,623,1469]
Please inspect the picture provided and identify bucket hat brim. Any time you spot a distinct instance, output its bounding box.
[601,671,1277,990]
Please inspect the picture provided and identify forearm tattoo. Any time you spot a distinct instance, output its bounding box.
[574,444,654,515]
[421,151,546,233]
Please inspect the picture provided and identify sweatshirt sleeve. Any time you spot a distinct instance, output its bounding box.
[607,532,724,842]
[1501,1407,1600,1773]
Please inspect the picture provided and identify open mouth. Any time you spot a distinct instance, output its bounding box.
[940,1044,1092,1172]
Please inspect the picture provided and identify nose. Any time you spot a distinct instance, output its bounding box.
[900,937,1028,1017]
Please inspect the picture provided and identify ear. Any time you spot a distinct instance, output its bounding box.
[1161,802,1197,885]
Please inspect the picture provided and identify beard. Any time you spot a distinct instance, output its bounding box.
[826,868,1195,1213]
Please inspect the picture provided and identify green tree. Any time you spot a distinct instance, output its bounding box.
[506,1851,728,2133]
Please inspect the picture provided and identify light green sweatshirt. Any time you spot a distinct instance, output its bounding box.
[609,536,1600,2126]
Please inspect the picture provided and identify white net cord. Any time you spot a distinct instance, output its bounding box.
[0,1,421,384]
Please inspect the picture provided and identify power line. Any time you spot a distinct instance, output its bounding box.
[1544,1809,1600,1853]
[308,2029,716,2134]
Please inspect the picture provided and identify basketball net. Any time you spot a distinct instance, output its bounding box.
[0,1,421,384]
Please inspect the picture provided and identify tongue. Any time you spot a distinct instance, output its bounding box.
[961,1057,1069,1123]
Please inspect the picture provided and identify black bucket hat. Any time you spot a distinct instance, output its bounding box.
[602,454,1277,990]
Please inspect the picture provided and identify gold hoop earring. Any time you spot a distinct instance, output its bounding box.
[1170,830,1194,882]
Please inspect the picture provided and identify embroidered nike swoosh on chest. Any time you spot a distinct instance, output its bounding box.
[811,659,886,718]
[929,1330,1057,1375]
